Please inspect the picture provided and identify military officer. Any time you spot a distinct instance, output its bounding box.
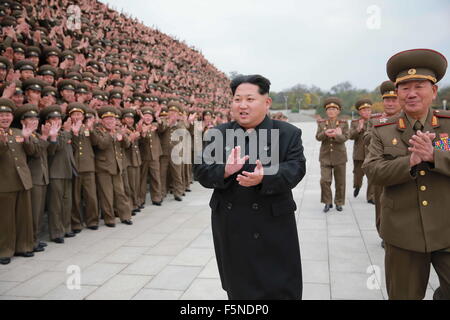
[91,106,132,227]
[316,97,349,212]
[350,99,374,203]
[159,102,185,201]
[121,108,142,213]
[139,107,163,206]
[365,81,401,240]
[0,98,37,264]
[363,49,450,300]
[43,105,76,243]
[18,104,52,252]
[68,103,100,232]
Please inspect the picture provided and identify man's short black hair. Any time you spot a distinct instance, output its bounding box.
[230,74,271,96]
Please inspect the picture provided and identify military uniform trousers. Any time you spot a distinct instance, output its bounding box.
[47,179,72,239]
[353,160,375,201]
[385,243,450,300]
[139,160,162,204]
[320,163,346,206]
[160,154,184,198]
[374,184,383,234]
[96,173,131,224]
[126,166,140,209]
[72,172,99,230]
[31,185,47,248]
[0,190,34,258]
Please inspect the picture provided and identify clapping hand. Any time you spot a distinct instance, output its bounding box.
[236,160,264,187]
[409,131,436,167]
[224,146,249,178]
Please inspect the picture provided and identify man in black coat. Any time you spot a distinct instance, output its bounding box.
[194,75,306,300]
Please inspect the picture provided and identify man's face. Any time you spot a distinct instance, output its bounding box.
[0,68,7,80]
[61,89,75,102]
[47,55,59,67]
[70,111,84,123]
[29,56,39,66]
[42,74,55,85]
[358,107,372,120]
[65,58,75,69]
[383,97,401,116]
[102,116,116,130]
[13,52,25,62]
[11,94,24,106]
[0,112,13,129]
[122,117,134,127]
[231,83,271,129]
[168,110,178,120]
[397,80,437,117]
[203,114,212,122]
[20,70,34,80]
[326,107,340,119]
[47,117,62,127]
[142,114,153,124]
[21,117,39,132]
[26,89,41,102]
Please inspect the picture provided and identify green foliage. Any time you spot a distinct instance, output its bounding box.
[270,81,450,115]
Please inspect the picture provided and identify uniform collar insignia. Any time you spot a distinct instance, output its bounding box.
[398,118,406,130]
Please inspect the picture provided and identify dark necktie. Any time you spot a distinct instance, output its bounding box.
[414,121,424,132]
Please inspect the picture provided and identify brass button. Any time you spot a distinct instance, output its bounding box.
[79,147,83,150]
[17,166,20,169]
[422,201,428,207]
[330,149,333,152]
[420,186,427,192]
[80,152,83,155]
[419,170,426,176]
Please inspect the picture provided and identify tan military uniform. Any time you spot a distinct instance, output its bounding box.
[139,124,163,204]
[0,128,37,257]
[350,119,374,201]
[124,127,142,209]
[364,113,385,233]
[316,119,349,206]
[91,125,131,224]
[47,130,75,239]
[27,134,49,248]
[363,109,450,299]
[159,119,184,198]
[71,125,99,229]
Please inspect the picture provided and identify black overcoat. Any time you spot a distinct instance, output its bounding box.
[194,116,306,300]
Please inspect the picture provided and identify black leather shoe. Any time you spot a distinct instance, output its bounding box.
[52,238,65,244]
[14,252,34,258]
[353,187,360,198]
[87,226,98,230]
[368,200,375,205]
[0,258,11,265]
[174,196,182,201]
[105,223,116,228]
[133,208,141,213]
[336,205,343,212]
[39,241,48,248]
[323,204,332,213]
[139,204,145,209]
[121,220,133,225]
[33,246,45,253]
[433,287,444,300]
[185,189,191,192]
[72,229,82,234]
[152,201,162,206]
[132,211,136,216]
[65,232,76,238]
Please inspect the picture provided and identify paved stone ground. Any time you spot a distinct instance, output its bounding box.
[0,122,439,300]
